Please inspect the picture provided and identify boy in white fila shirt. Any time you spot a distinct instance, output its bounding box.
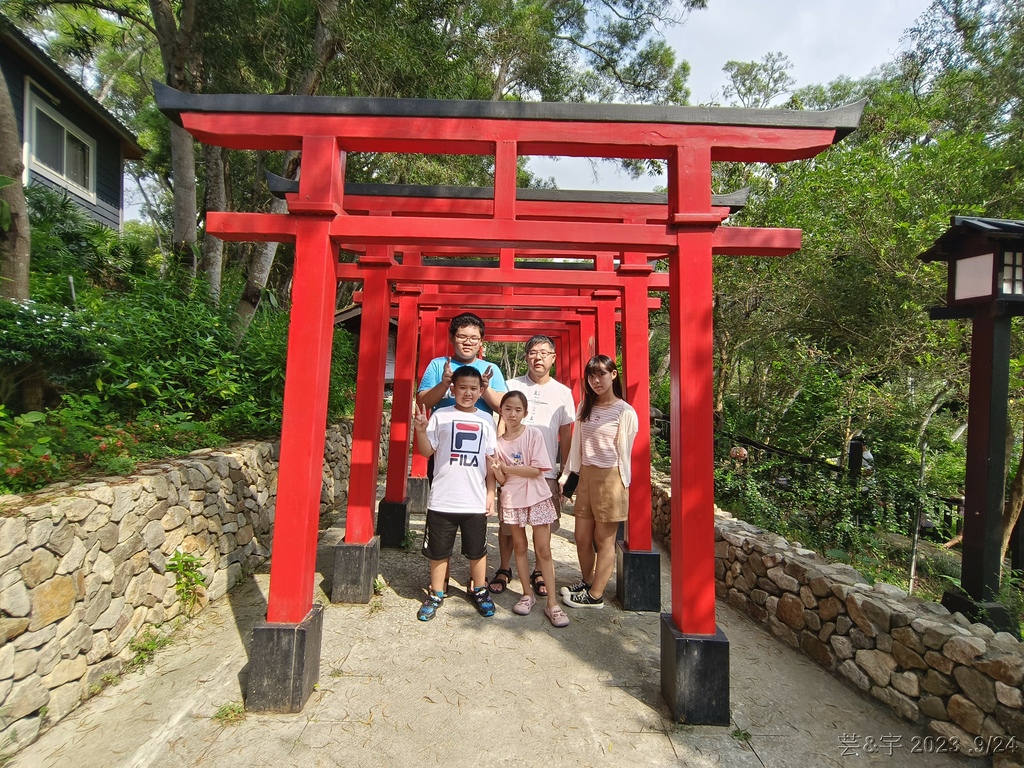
[412,366,498,621]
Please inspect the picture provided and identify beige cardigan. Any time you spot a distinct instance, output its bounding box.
[560,400,639,488]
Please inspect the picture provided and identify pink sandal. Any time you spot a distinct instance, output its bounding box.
[513,594,536,615]
[544,605,570,627]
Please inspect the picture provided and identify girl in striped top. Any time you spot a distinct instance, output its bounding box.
[559,355,638,609]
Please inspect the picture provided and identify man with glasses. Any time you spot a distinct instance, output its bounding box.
[488,334,576,597]
[417,312,507,414]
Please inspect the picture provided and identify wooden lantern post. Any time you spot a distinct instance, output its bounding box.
[920,217,1024,632]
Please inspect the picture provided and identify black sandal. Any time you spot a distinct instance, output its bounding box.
[488,568,512,594]
[530,570,548,598]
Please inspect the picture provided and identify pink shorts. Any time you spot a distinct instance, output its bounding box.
[501,496,558,527]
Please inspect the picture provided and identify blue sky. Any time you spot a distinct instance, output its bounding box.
[528,0,933,191]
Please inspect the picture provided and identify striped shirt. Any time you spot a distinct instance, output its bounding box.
[581,399,629,469]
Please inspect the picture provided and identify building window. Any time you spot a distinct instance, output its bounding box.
[26,91,96,201]
[1003,250,1024,297]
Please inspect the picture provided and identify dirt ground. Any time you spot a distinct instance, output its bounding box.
[14,512,985,768]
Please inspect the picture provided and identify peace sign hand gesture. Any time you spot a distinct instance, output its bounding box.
[481,364,493,391]
[441,357,454,388]
[413,402,429,432]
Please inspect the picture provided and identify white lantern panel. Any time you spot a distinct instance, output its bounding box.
[954,253,994,300]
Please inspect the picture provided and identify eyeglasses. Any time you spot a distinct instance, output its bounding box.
[454,334,481,344]
[527,350,555,359]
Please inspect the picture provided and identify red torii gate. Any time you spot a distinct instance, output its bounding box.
[363,281,665,612]
[333,194,728,612]
[155,83,862,723]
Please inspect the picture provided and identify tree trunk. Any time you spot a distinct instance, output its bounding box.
[230,0,341,338]
[150,0,200,271]
[0,69,30,301]
[168,121,198,275]
[999,417,1024,569]
[201,144,226,302]
[232,194,288,338]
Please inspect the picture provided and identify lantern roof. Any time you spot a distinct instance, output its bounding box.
[920,216,1024,263]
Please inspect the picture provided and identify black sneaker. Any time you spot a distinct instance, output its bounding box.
[417,590,444,621]
[470,586,495,617]
[560,579,590,598]
[563,589,604,609]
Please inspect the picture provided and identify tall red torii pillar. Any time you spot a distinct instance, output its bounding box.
[155,82,862,723]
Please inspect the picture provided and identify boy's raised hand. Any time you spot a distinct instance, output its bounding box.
[441,357,453,387]
[413,403,429,432]
[481,364,493,391]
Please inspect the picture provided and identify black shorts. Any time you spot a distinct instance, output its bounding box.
[422,510,488,561]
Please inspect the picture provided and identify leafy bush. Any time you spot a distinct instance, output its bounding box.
[27,185,150,300]
[713,451,929,555]
[0,299,104,409]
[0,186,357,495]
[0,407,62,491]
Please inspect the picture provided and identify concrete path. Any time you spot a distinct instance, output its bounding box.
[15,513,984,768]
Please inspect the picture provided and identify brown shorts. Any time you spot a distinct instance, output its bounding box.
[574,465,627,523]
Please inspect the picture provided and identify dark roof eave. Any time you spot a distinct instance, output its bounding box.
[1,19,144,160]
[919,216,1024,262]
[264,173,748,212]
[153,81,865,138]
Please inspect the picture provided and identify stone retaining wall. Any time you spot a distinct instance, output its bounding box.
[651,470,1024,763]
[0,420,363,755]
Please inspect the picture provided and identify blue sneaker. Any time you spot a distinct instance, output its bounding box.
[470,586,495,617]
[417,590,444,621]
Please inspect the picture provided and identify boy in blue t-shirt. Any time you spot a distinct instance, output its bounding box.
[412,366,497,621]
[417,312,507,414]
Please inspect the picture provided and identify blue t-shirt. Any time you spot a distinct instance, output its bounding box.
[418,356,508,414]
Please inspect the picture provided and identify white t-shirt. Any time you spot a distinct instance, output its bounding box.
[425,406,497,514]
[507,376,576,479]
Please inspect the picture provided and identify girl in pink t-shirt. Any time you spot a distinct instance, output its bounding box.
[492,391,569,627]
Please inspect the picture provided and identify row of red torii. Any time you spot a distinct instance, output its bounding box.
[156,83,864,723]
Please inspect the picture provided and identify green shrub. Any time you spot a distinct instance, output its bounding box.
[0,187,357,495]
[0,407,62,491]
[0,300,105,409]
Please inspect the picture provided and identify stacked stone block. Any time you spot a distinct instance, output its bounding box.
[650,470,1024,763]
[0,423,355,755]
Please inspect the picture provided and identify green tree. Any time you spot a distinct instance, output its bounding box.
[0,40,29,301]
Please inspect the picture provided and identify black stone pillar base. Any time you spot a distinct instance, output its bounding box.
[331,535,380,604]
[246,603,324,713]
[407,477,429,515]
[377,498,409,547]
[660,614,730,725]
[615,541,660,612]
[942,589,1020,638]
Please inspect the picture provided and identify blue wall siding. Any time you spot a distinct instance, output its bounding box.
[28,173,120,229]
[1,44,124,228]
